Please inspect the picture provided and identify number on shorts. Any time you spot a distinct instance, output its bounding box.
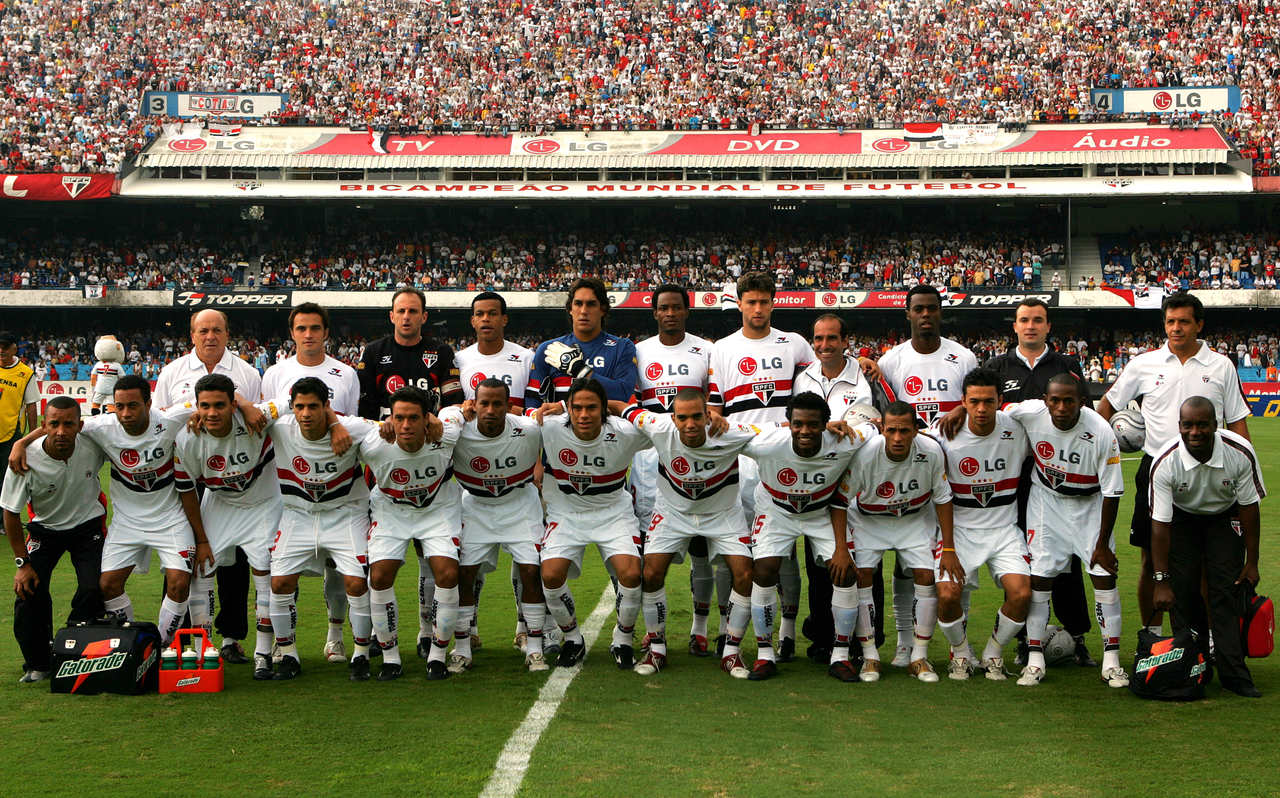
[1025,528,1036,545]
[269,529,282,553]
[750,514,766,546]
[540,521,558,547]
[647,513,664,533]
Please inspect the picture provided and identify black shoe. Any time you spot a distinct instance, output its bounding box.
[715,634,726,658]
[220,641,250,665]
[828,660,859,683]
[807,644,832,665]
[368,637,383,659]
[377,662,403,682]
[1223,681,1262,699]
[611,644,634,670]
[557,639,586,667]
[253,654,273,681]
[416,637,432,660]
[273,656,301,680]
[1015,639,1030,668]
[747,659,778,681]
[426,660,450,680]
[348,655,371,681]
[778,637,796,663]
[1072,637,1097,667]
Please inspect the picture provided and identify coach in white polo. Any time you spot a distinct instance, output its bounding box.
[152,307,263,664]
[1097,292,1250,635]
[1149,396,1264,698]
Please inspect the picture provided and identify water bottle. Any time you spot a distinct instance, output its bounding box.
[181,647,198,670]
[161,648,179,671]
[202,647,220,669]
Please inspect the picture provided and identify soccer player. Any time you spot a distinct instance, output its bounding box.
[262,302,362,664]
[266,377,383,681]
[9,375,210,646]
[708,271,815,662]
[931,369,1031,681]
[743,392,874,681]
[174,374,285,680]
[358,387,459,681]
[526,277,639,409]
[1007,375,1128,688]
[632,284,720,657]
[0,330,39,495]
[357,287,464,660]
[442,379,550,673]
[875,284,976,668]
[841,401,956,683]
[537,378,651,668]
[614,389,755,675]
[3,396,106,683]
[1096,292,1249,636]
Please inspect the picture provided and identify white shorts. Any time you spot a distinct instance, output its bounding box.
[540,512,640,580]
[737,455,760,527]
[631,448,659,530]
[461,540,540,572]
[368,506,461,565]
[851,517,937,571]
[200,494,282,571]
[1027,521,1114,579]
[752,508,843,565]
[101,520,195,574]
[270,504,370,579]
[645,505,752,564]
[460,491,543,546]
[853,541,936,571]
[936,523,1030,586]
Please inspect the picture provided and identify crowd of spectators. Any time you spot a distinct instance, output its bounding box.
[1,0,1277,175]
[1096,228,1280,290]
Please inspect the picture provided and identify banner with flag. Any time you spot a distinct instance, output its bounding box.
[903,122,944,142]
[84,285,106,299]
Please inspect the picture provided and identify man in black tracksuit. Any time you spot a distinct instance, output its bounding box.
[980,297,1095,666]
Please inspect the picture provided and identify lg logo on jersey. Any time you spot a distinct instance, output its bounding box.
[120,447,165,467]
[959,456,1007,476]
[904,376,948,396]
[560,449,605,467]
[1036,441,1081,464]
[738,356,784,376]
[292,456,338,475]
[646,362,691,380]
[205,453,249,471]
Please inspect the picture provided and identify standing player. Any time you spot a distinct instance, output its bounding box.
[1008,376,1128,688]
[262,302,362,664]
[358,387,459,681]
[931,369,1032,681]
[3,397,106,683]
[841,401,956,683]
[0,330,39,495]
[442,379,550,673]
[358,287,464,660]
[9,375,211,646]
[632,284,719,657]
[875,284,976,667]
[537,379,651,669]
[1096,293,1250,636]
[174,375,284,681]
[708,271,815,662]
[743,392,874,681]
[527,277,638,409]
[266,377,382,681]
[615,390,756,675]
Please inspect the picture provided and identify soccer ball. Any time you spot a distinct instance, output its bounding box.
[843,402,882,427]
[1043,624,1076,666]
[94,335,125,363]
[1110,408,1145,453]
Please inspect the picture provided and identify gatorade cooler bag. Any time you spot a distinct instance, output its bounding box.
[50,618,162,695]
[1238,582,1275,658]
[159,628,224,694]
[1129,628,1209,701]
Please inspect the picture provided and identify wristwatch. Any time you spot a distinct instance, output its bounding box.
[1153,570,1171,582]
[15,556,28,569]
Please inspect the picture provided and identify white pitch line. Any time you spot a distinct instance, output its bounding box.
[479,585,615,798]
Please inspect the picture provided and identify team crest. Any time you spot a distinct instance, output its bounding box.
[683,479,707,499]
[752,381,775,404]
[971,483,995,507]
[133,469,159,490]
[655,386,677,408]
[1043,466,1066,490]
[222,473,250,491]
[785,493,812,513]
[915,402,939,423]
[483,478,508,496]
[303,481,328,501]
[569,474,593,494]
[423,352,438,368]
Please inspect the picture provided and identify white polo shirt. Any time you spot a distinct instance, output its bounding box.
[1104,341,1249,457]
[153,349,263,410]
[1,435,107,530]
[261,355,359,415]
[1148,430,1265,521]
[794,355,872,419]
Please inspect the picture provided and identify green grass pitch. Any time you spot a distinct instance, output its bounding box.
[3,422,1280,797]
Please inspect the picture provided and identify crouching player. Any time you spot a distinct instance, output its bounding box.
[931,369,1031,681]
[841,401,957,683]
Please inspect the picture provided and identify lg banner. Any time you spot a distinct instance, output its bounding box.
[609,290,1058,310]
[143,91,288,119]
[1090,87,1240,115]
[1,174,113,201]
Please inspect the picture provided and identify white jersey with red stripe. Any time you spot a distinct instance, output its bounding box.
[542,415,652,519]
[90,361,124,404]
[269,415,372,513]
[439,407,542,508]
[1005,400,1123,539]
[844,432,953,548]
[877,337,977,425]
[457,341,534,410]
[624,406,758,515]
[260,355,359,416]
[358,421,461,520]
[708,328,814,425]
[635,333,712,413]
[81,405,194,531]
[173,409,281,509]
[931,412,1027,531]
[746,427,866,522]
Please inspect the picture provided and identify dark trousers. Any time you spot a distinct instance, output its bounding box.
[215,547,251,641]
[14,518,105,671]
[1169,506,1252,687]
[804,544,885,649]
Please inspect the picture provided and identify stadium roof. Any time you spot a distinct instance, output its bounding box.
[136,123,1234,170]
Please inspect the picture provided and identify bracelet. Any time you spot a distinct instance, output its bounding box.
[942,548,955,553]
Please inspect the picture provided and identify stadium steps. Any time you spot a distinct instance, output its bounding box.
[1066,235,1102,288]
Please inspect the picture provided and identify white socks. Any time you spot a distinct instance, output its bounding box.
[894,574,915,649]
[613,583,642,649]
[417,556,436,642]
[643,588,669,656]
[348,591,372,659]
[722,590,751,658]
[750,581,777,662]
[158,596,189,646]
[188,572,216,637]
[370,586,401,664]
[689,556,713,638]
[1026,589,1052,671]
[253,574,272,658]
[542,582,583,644]
[982,609,1026,662]
[856,586,878,661]
[323,566,347,645]
[104,593,134,622]
[830,584,858,664]
[911,583,937,662]
[1094,587,1122,671]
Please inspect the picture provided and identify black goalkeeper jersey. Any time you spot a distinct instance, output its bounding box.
[357,335,463,419]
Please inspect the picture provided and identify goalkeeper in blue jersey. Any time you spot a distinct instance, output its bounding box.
[527,277,639,409]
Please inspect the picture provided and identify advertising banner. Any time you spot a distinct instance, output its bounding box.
[142,91,288,118]
[172,291,291,308]
[1243,383,1280,417]
[0,174,113,201]
[1090,87,1240,115]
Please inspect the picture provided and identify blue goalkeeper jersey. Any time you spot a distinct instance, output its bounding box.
[526,331,639,409]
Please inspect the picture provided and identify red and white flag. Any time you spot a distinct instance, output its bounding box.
[903,122,944,142]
